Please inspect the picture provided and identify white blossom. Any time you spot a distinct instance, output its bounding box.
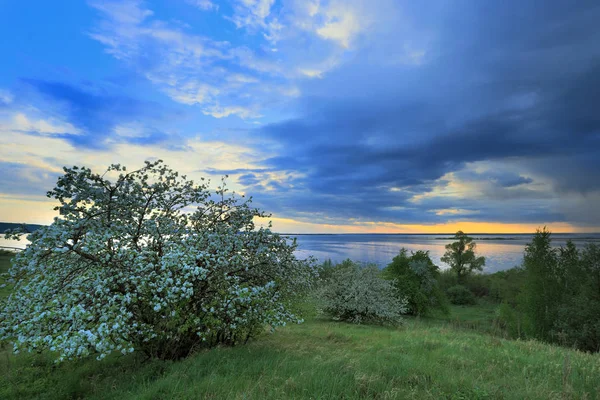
[1,161,314,361]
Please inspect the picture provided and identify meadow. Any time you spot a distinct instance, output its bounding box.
[1,247,599,400]
[2,309,600,399]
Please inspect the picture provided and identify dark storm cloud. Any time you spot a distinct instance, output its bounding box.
[251,0,600,225]
[453,170,533,188]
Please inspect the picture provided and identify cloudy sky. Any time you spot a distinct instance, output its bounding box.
[0,0,599,233]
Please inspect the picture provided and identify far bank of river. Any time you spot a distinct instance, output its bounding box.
[3,233,599,273]
[291,233,600,272]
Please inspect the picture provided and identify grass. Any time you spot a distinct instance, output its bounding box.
[1,254,599,399]
[1,313,600,398]
[430,300,505,336]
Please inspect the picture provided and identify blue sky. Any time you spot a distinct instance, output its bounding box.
[0,0,599,233]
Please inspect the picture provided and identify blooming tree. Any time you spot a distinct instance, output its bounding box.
[319,262,407,324]
[0,161,313,361]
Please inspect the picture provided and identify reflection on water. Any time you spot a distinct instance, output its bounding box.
[0,237,27,251]
[290,234,600,273]
[3,234,600,273]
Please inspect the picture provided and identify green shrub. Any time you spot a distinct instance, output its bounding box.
[488,267,526,304]
[320,262,407,324]
[494,302,529,339]
[446,285,477,305]
[383,249,448,316]
[437,269,458,292]
[520,229,600,352]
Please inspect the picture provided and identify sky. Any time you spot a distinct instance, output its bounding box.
[0,0,599,233]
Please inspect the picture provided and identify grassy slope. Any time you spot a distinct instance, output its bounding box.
[1,317,599,399]
[1,253,599,399]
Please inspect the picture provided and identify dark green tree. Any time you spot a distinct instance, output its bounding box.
[441,231,485,283]
[521,228,561,341]
[383,249,448,316]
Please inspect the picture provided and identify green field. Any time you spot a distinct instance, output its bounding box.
[1,313,599,398]
[1,252,599,399]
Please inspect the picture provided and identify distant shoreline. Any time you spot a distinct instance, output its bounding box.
[283,233,600,237]
[2,222,599,238]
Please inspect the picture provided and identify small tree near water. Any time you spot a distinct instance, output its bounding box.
[441,231,485,283]
[0,161,313,362]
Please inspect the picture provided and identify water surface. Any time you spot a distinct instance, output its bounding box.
[3,234,599,273]
[290,233,600,272]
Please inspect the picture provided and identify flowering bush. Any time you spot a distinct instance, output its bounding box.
[0,161,313,361]
[319,261,407,324]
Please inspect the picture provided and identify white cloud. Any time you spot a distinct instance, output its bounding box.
[86,0,402,120]
[286,0,370,49]
[0,89,13,105]
[88,0,287,119]
[186,0,218,11]
[228,0,276,30]
[89,0,153,25]
[315,3,363,48]
[1,113,80,136]
[113,123,147,138]
[298,68,324,78]
[0,128,269,193]
[0,127,274,223]
[202,104,262,119]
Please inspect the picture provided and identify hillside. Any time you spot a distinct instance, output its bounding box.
[1,312,599,399]
[1,251,599,399]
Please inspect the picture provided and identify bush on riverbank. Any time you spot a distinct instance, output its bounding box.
[382,249,448,316]
[319,261,407,324]
[446,285,477,305]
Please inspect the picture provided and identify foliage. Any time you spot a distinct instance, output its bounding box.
[446,285,477,305]
[488,267,527,305]
[441,231,485,282]
[520,228,565,341]
[316,258,357,284]
[494,302,530,339]
[382,249,448,316]
[551,244,600,352]
[0,161,314,362]
[439,269,493,298]
[520,229,600,352]
[319,261,407,324]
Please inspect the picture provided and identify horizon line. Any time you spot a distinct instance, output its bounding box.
[278,232,600,236]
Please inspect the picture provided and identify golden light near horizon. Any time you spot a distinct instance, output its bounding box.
[2,199,593,234]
